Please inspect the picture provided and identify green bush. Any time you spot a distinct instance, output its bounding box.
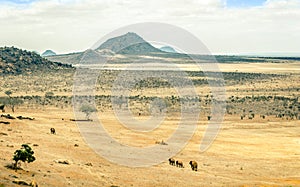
[13,144,36,170]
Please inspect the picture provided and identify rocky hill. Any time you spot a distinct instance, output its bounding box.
[97,32,162,54]
[41,50,56,57]
[0,46,72,75]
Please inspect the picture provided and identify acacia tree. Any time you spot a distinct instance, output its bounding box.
[4,90,12,111]
[13,144,36,171]
[4,90,23,112]
[80,104,97,120]
[5,90,12,98]
[45,92,54,98]
[11,98,23,112]
[43,92,54,107]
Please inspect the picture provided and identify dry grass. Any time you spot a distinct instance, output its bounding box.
[0,61,299,186]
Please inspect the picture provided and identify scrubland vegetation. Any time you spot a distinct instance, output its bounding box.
[0,62,299,186]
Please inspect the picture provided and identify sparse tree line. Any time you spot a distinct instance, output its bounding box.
[188,71,282,81]
[0,70,74,95]
[93,70,282,91]
[0,88,298,120]
[104,71,278,89]
[228,95,299,120]
[0,69,292,105]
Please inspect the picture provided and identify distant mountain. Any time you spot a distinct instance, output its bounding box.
[42,50,56,57]
[97,32,162,54]
[160,46,177,53]
[0,46,72,75]
[46,32,189,65]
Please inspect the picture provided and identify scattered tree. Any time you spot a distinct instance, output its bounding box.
[5,90,12,98]
[10,98,23,112]
[45,92,54,98]
[3,90,23,112]
[43,92,54,107]
[80,104,97,120]
[13,144,36,171]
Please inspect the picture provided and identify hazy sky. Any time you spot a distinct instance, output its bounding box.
[0,0,299,55]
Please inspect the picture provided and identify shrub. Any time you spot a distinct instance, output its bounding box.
[13,144,36,170]
[80,104,97,120]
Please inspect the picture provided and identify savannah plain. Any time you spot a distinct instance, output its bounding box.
[0,60,299,187]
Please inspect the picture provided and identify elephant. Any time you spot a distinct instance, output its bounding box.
[0,104,5,112]
[168,158,175,166]
[176,160,184,168]
[50,128,56,134]
[189,161,198,171]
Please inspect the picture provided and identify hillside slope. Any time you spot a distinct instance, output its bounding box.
[0,47,72,75]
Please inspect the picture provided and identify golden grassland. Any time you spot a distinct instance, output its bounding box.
[0,62,299,186]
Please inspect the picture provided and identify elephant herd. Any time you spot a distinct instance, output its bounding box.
[48,126,199,172]
[168,158,198,171]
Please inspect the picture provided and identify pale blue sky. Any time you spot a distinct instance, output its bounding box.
[0,0,35,4]
[1,0,267,8]
[226,0,266,7]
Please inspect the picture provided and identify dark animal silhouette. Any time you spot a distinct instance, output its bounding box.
[0,104,5,112]
[176,160,184,168]
[50,128,56,134]
[168,158,175,166]
[189,161,198,171]
[17,116,34,120]
[1,114,15,119]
